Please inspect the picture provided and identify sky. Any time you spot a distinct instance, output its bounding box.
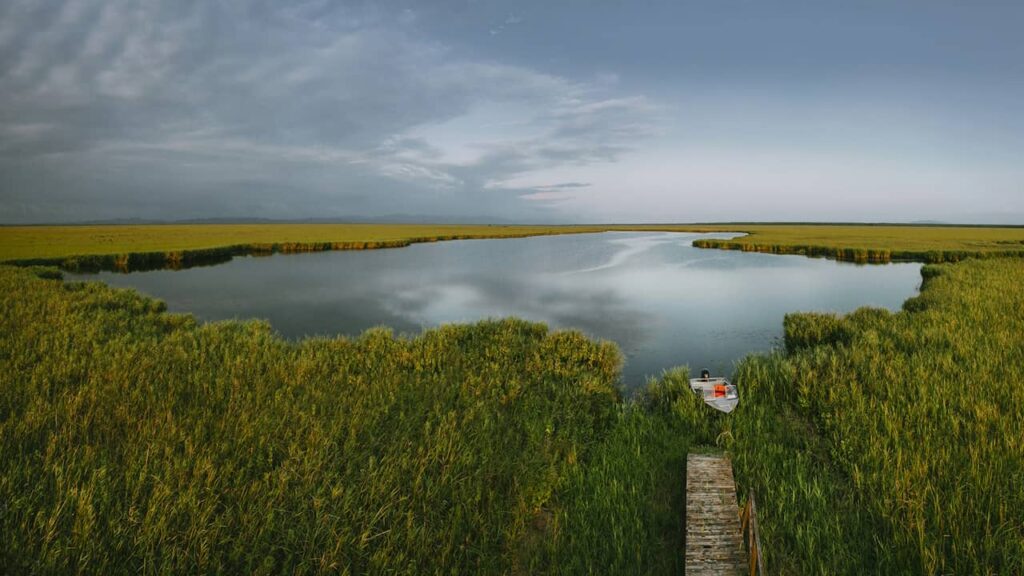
[1,1,1023,224]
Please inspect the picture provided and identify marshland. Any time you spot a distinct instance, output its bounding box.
[2,223,1023,573]
[60,231,923,385]
[4,2,1024,574]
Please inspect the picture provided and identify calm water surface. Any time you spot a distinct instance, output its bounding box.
[70,232,922,388]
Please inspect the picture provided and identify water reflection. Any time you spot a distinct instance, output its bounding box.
[69,232,922,388]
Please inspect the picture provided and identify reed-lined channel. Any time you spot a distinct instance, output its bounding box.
[69,232,922,387]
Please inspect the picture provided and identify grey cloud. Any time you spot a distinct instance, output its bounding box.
[2,1,1022,224]
[0,0,656,223]
[371,95,658,197]
[489,13,523,35]
[536,182,590,190]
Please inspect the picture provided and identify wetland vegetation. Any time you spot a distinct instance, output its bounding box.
[62,232,922,386]
[2,222,1022,271]
[1,266,624,573]
[1,224,1023,574]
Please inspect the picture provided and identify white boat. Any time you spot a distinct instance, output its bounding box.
[689,369,739,413]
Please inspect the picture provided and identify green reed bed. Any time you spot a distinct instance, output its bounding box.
[721,258,1024,574]
[692,224,1024,263]
[4,222,1024,272]
[0,264,722,574]
[0,265,631,573]
[521,368,727,575]
[3,253,1024,574]
[539,256,1024,574]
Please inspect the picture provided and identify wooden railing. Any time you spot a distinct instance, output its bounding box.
[739,490,766,576]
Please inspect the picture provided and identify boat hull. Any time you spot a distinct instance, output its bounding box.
[689,377,739,413]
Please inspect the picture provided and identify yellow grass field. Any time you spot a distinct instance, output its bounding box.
[0,224,613,262]
[2,222,1023,265]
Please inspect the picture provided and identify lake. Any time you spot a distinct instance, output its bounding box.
[68,232,922,388]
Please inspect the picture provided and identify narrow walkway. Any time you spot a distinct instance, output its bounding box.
[685,453,746,575]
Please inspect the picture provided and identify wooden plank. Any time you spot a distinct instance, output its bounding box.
[685,453,746,575]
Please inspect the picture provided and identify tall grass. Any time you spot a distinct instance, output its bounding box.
[522,368,725,575]
[536,256,1024,574]
[692,224,1024,263]
[0,265,627,573]
[4,223,1023,271]
[3,252,1024,573]
[721,259,1024,573]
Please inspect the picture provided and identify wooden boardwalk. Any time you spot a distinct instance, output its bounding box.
[685,454,746,575]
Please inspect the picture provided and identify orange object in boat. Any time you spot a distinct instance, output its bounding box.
[690,372,738,413]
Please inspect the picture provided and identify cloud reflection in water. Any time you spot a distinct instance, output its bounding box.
[70,232,922,389]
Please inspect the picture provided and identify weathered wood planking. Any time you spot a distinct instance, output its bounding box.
[685,454,746,575]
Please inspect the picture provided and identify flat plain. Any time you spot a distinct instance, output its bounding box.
[2,223,1023,574]
[3,222,1024,265]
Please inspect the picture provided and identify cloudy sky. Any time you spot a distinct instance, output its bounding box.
[1,1,1022,224]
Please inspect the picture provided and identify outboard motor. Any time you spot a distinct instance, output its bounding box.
[700,368,711,381]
